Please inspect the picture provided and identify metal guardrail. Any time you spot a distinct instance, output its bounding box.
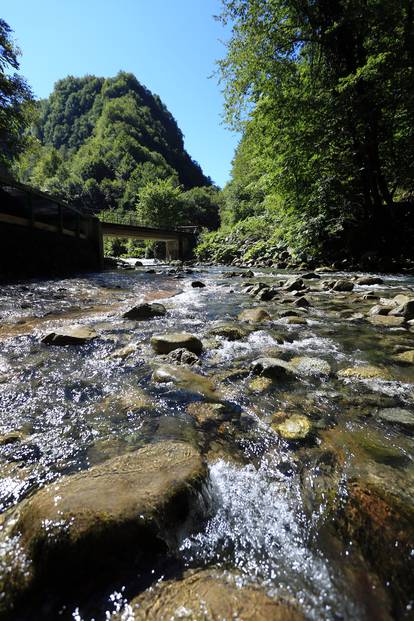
[99,211,200,235]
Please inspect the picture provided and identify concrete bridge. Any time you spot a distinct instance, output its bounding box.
[0,176,197,279]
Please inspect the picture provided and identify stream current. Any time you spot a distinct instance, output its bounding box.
[0,264,413,620]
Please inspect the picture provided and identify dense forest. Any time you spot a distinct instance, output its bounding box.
[1,2,414,268]
[197,0,414,270]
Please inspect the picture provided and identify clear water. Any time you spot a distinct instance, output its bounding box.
[0,264,413,620]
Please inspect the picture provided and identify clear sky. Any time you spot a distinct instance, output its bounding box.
[3,0,240,187]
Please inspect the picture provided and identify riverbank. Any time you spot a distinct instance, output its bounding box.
[0,263,413,620]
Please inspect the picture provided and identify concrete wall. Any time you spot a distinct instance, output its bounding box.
[0,219,103,281]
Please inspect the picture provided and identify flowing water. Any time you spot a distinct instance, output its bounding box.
[0,264,413,620]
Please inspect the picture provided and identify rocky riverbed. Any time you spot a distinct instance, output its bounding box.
[0,263,413,620]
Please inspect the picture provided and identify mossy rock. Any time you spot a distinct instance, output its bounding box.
[272,414,312,441]
[338,366,393,381]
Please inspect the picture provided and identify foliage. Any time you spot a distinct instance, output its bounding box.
[0,19,33,169]
[14,72,218,228]
[208,0,414,263]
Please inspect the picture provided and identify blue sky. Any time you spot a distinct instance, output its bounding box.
[3,0,240,187]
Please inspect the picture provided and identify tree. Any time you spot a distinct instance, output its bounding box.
[217,0,414,259]
[136,178,185,228]
[0,18,32,169]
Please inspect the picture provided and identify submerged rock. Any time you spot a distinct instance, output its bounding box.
[338,365,392,381]
[272,414,312,441]
[165,348,200,366]
[110,342,138,359]
[6,441,206,605]
[151,333,203,355]
[238,308,271,323]
[152,365,220,400]
[41,325,97,345]
[251,357,296,380]
[377,407,414,431]
[248,376,274,393]
[126,569,305,621]
[186,402,235,427]
[122,303,166,320]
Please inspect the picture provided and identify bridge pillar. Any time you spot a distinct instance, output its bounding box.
[165,239,180,261]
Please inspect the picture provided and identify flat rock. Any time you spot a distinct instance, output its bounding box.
[151,333,203,355]
[41,325,98,345]
[9,441,206,593]
[356,276,383,286]
[290,356,331,377]
[368,315,406,327]
[238,308,271,323]
[377,408,414,430]
[338,365,392,381]
[126,569,305,621]
[123,303,166,320]
[251,357,296,380]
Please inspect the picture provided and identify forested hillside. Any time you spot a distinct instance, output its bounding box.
[198,0,414,270]
[15,72,216,218]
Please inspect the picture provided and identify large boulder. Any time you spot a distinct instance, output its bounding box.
[6,442,206,597]
[126,569,305,621]
[389,299,414,321]
[151,333,203,355]
[41,325,98,345]
[123,303,166,320]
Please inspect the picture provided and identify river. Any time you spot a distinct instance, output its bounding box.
[0,263,413,620]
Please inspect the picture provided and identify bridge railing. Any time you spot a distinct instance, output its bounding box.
[0,175,96,238]
[99,210,201,235]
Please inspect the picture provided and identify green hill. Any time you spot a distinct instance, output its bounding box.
[16,71,212,214]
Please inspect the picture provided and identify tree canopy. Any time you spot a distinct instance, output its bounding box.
[15,72,215,223]
[205,0,414,263]
[0,18,32,170]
